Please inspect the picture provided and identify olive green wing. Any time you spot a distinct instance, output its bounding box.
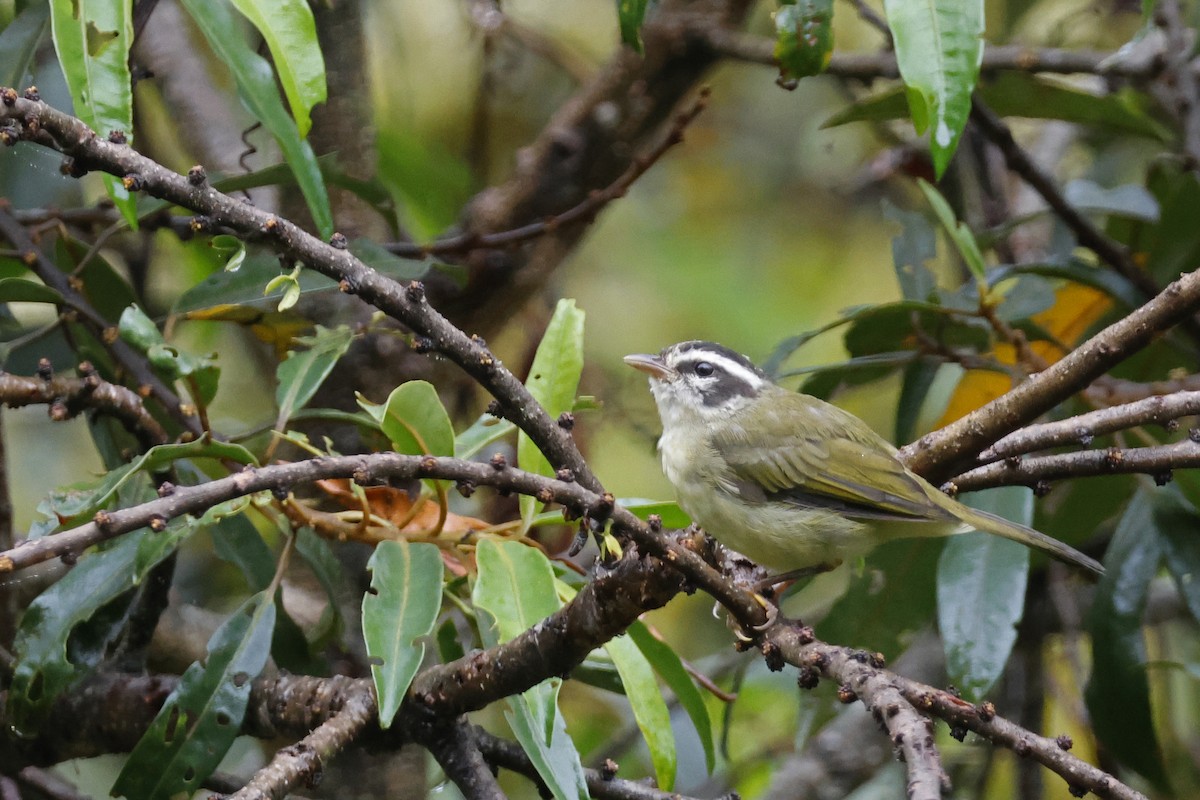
[712,395,955,522]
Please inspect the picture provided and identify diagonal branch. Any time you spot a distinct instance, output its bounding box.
[898,268,1200,483]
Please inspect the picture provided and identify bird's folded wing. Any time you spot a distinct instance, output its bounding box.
[717,429,955,522]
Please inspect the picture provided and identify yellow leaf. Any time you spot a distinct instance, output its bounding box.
[934,283,1111,428]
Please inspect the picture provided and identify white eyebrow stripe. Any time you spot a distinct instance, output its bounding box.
[674,351,766,390]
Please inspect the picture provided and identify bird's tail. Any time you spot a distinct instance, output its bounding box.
[955,506,1104,576]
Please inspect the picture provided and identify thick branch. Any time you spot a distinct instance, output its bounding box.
[898,268,1200,483]
[228,686,377,800]
[0,367,168,447]
[422,719,506,800]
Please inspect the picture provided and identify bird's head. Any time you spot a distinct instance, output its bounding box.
[624,340,770,425]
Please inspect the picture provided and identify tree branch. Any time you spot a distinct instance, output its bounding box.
[765,623,1148,800]
[898,268,1200,483]
[950,439,1200,492]
[979,390,1200,461]
[0,206,200,436]
[0,365,169,447]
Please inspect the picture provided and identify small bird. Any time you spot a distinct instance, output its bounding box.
[625,340,1103,578]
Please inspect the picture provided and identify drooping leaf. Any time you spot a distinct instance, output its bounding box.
[819,538,942,661]
[275,325,354,428]
[894,357,942,444]
[917,179,986,281]
[1085,488,1166,785]
[363,541,444,728]
[603,632,676,789]
[375,128,474,242]
[518,300,585,530]
[1148,487,1200,626]
[774,0,834,81]
[178,0,332,238]
[113,591,277,800]
[7,530,143,728]
[937,487,1031,702]
[0,3,50,89]
[227,0,325,137]
[117,305,221,405]
[884,199,938,302]
[883,0,984,176]
[627,621,715,773]
[48,0,137,225]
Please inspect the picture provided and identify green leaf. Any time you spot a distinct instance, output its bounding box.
[1148,487,1200,626]
[603,633,676,789]
[937,487,1031,702]
[0,277,62,304]
[375,128,474,242]
[118,305,221,404]
[825,74,1171,141]
[7,522,185,730]
[210,234,247,272]
[505,694,589,800]
[295,526,345,647]
[227,0,325,137]
[275,325,354,427]
[884,199,938,302]
[882,0,983,176]
[365,380,454,457]
[627,621,714,773]
[49,0,137,226]
[1085,488,1166,785]
[894,357,941,444]
[178,0,332,238]
[34,437,257,529]
[918,179,986,281]
[113,591,277,800]
[454,412,516,460]
[616,0,650,52]
[773,0,834,81]
[518,299,585,530]
[0,3,50,89]
[208,512,276,591]
[436,618,466,664]
[363,541,444,728]
[474,540,563,741]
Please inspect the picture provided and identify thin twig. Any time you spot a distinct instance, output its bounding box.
[950,439,1200,492]
[979,391,1200,461]
[767,623,1147,800]
[385,89,711,258]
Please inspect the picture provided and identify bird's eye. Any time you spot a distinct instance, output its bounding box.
[694,362,715,377]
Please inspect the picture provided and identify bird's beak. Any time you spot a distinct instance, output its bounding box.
[624,353,676,381]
